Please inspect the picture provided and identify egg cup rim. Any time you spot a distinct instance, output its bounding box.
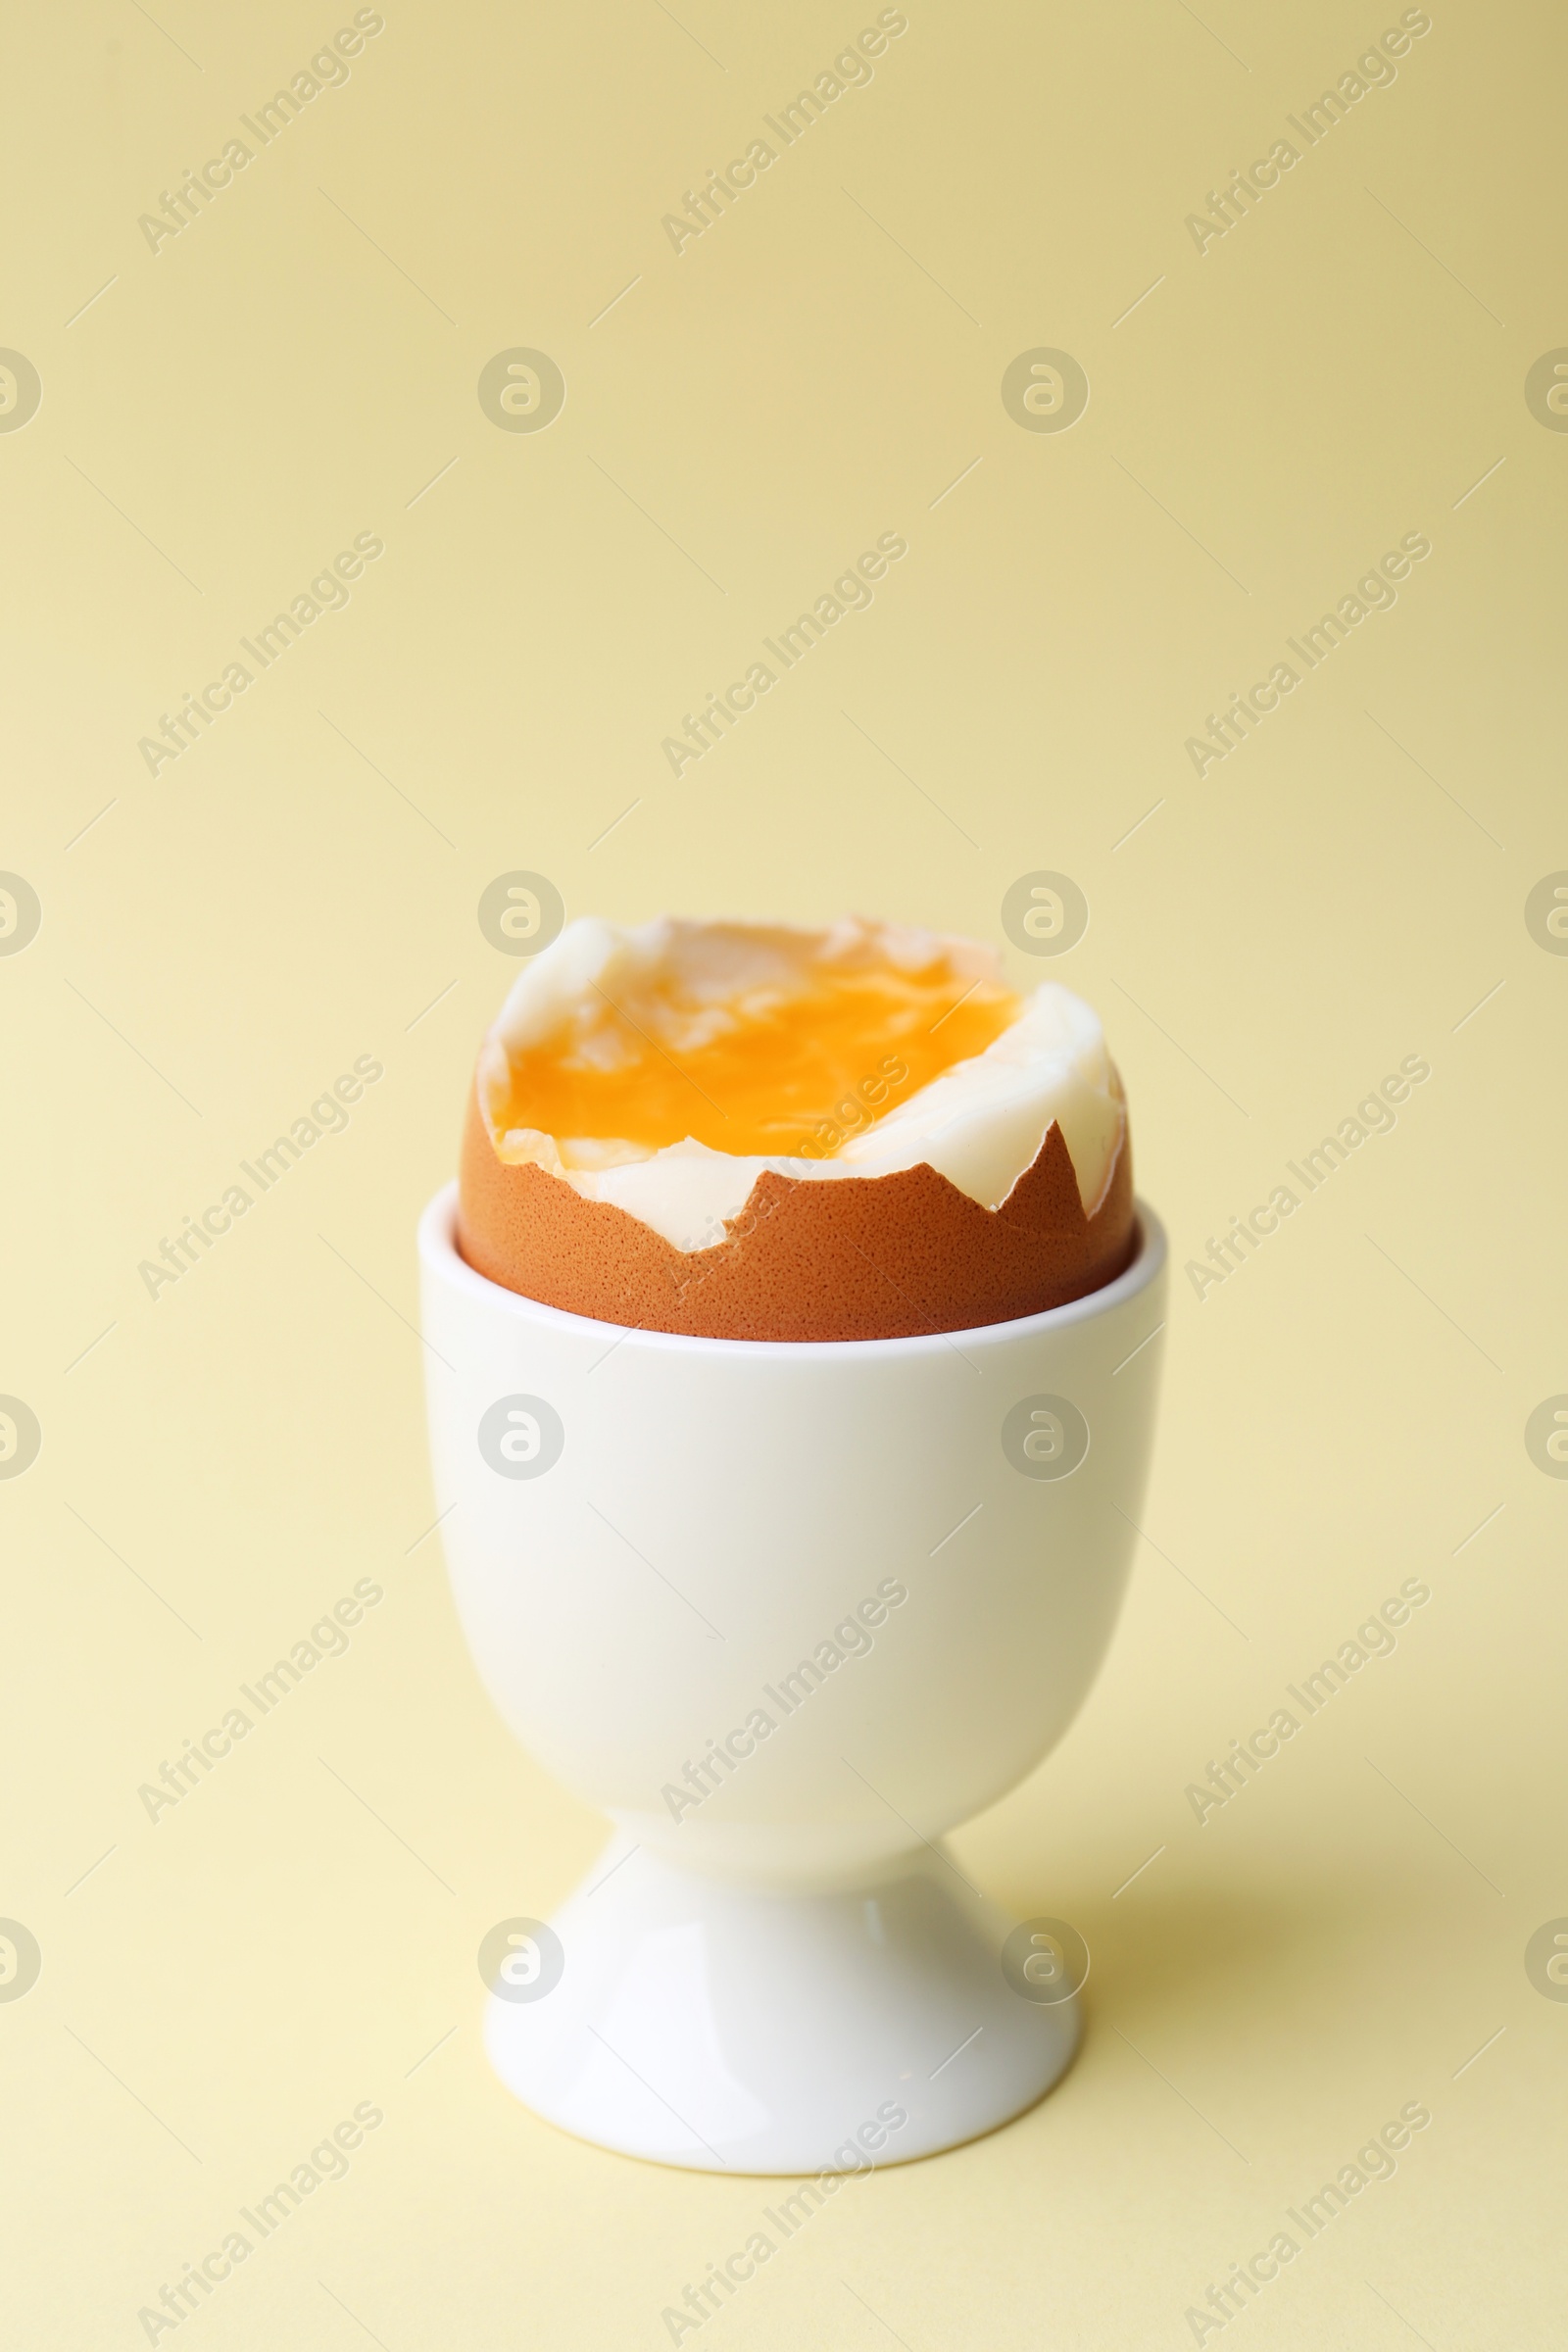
[419,1178,1165,1357]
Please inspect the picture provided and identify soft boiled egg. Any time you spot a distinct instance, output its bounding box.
[457,914,1136,1341]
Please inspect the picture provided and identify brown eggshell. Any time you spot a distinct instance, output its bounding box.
[456,1082,1137,1342]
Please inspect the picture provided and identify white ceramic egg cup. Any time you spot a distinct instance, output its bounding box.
[419,1182,1165,2174]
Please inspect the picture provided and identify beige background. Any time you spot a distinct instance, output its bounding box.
[4,0,1567,2344]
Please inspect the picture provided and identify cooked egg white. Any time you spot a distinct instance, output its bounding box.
[476,915,1123,1252]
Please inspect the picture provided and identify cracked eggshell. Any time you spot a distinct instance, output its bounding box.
[456,1080,1137,1343]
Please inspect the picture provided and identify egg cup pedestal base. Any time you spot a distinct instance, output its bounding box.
[483,1832,1079,2174]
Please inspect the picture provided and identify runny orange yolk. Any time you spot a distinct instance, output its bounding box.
[500,967,1021,1156]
